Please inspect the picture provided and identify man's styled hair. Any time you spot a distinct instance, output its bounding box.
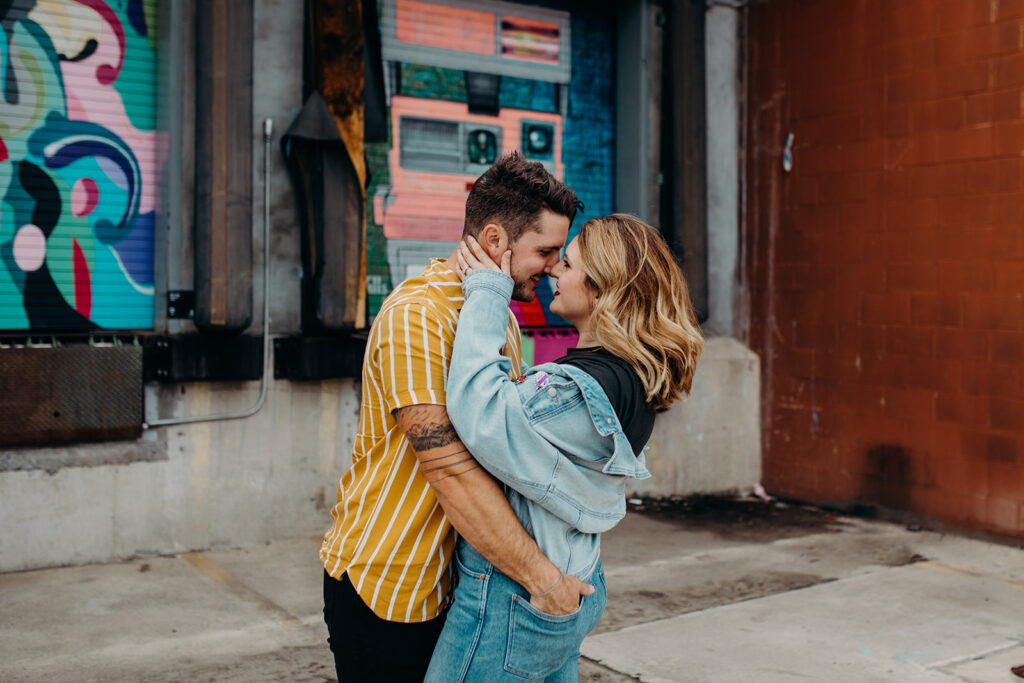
[463,151,583,243]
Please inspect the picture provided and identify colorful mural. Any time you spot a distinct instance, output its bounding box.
[368,0,616,353]
[0,0,160,331]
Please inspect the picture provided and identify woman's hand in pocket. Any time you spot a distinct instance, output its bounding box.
[530,572,594,615]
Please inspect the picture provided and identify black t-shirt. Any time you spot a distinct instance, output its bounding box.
[553,347,656,455]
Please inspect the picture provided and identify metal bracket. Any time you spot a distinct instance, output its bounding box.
[167,291,196,319]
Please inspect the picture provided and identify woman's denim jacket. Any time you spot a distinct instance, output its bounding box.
[447,269,651,580]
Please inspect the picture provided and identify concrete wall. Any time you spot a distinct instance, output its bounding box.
[0,379,359,572]
[634,337,761,498]
[745,0,1024,537]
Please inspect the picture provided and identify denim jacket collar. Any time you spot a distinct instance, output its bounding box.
[534,362,651,479]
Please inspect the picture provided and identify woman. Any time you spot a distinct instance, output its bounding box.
[426,214,704,682]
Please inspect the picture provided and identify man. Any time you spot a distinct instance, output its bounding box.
[320,152,590,681]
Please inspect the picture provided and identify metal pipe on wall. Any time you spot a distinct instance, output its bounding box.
[144,119,274,429]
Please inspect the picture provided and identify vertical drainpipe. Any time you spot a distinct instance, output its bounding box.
[663,0,709,324]
[616,0,666,230]
[705,0,742,336]
[616,0,653,225]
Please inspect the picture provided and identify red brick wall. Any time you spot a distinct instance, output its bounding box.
[744,0,1024,537]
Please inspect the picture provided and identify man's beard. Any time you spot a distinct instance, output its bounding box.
[511,276,537,302]
[508,254,540,302]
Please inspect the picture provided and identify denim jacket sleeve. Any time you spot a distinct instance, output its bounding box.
[448,270,627,534]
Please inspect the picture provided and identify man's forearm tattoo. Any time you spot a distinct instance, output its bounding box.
[405,421,459,451]
[394,406,481,479]
[420,448,469,471]
[414,436,481,481]
[420,448,480,483]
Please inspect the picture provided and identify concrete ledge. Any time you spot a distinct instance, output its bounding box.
[632,336,761,497]
[0,441,166,475]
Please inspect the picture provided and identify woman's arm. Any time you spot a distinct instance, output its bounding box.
[392,403,592,614]
[449,270,620,532]
[448,270,556,492]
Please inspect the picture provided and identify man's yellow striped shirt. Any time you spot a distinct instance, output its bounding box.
[320,259,523,623]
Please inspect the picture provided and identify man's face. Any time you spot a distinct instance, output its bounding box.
[507,209,571,302]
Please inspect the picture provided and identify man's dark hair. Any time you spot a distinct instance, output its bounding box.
[463,151,583,243]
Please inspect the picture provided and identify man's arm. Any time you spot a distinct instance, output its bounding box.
[394,404,593,615]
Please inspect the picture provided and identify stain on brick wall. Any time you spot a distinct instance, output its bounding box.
[745,0,1024,538]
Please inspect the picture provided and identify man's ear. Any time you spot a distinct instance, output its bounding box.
[479,223,509,260]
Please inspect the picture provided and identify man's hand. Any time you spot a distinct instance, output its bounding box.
[394,404,594,615]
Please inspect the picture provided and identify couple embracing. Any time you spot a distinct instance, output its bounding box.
[320,153,704,682]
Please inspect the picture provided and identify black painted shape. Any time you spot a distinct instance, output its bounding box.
[58,38,97,62]
[127,0,147,38]
[23,265,94,330]
[12,161,93,330]
[19,160,60,235]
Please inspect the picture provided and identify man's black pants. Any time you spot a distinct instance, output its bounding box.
[323,570,446,682]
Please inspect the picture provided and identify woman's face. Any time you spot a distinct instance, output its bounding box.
[549,239,597,328]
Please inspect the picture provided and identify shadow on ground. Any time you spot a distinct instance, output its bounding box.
[627,494,849,542]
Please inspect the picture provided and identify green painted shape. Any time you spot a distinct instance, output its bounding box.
[112,2,158,131]
[2,48,53,139]
[400,64,466,103]
[520,332,535,367]
[365,133,392,318]
[0,206,28,328]
[144,0,159,51]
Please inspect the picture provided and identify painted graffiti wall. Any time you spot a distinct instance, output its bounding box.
[0,0,160,332]
[367,0,616,363]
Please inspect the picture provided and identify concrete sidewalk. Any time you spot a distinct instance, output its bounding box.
[2,500,1023,682]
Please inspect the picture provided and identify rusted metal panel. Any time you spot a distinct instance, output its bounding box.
[0,346,143,448]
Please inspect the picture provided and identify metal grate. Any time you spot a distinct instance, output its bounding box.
[0,346,143,447]
[399,117,462,172]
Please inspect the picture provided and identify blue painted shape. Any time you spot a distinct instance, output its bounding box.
[112,210,155,286]
[500,76,557,112]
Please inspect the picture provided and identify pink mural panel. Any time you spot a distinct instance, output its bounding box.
[384,96,563,241]
[396,0,496,55]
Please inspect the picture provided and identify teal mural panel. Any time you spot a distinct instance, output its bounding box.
[0,0,160,331]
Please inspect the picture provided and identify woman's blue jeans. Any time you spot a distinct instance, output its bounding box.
[425,539,607,682]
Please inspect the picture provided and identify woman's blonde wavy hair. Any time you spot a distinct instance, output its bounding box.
[576,214,704,411]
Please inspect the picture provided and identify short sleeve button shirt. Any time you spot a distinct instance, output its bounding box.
[320,259,523,622]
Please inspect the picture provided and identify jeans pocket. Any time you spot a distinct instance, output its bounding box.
[503,593,600,679]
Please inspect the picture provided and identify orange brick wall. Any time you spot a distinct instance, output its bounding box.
[744,0,1024,537]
